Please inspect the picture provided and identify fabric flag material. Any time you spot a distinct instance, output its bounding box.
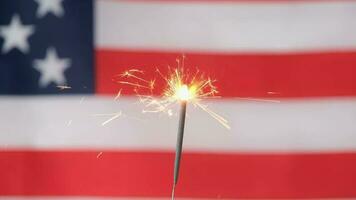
[1,0,356,199]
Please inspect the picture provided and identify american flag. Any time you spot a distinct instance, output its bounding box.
[1,0,356,199]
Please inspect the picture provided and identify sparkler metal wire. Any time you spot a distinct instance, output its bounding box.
[172,100,187,200]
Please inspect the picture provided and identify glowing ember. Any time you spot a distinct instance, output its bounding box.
[176,84,190,101]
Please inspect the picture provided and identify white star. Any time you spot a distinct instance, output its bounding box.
[35,0,65,18]
[33,47,71,88]
[0,14,35,54]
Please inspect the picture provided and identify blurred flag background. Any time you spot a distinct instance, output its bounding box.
[1,0,356,199]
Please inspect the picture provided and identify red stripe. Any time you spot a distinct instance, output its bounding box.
[96,50,356,98]
[1,150,356,198]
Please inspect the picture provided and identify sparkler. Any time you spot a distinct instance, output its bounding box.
[117,63,230,129]
[115,57,230,199]
[97,56,279,199]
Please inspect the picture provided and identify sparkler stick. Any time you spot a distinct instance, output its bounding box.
[172,100,187,200]
[104,57,280,200]
[91,60,280,200]
[114,59,233,199]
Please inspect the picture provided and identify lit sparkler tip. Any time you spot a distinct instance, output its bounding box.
[116,57,230,129]
[176,84,190,101]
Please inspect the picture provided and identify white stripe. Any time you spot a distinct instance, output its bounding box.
[96,0,356,53]
[1,96,356,152]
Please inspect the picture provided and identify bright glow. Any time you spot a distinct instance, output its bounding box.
[176,84,190,101]
[115,57,230,129]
